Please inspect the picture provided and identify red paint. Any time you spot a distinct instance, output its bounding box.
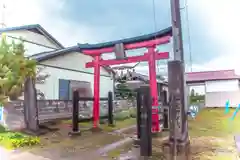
[85,52,169,68]
[147,47,160,132]
[93,55,100,128]
[84,36,171,132]
[82,36,170,55]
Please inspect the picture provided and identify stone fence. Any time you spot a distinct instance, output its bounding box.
[0,99,136,131]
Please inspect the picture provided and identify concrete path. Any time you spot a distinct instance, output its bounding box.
[97,137,133,155]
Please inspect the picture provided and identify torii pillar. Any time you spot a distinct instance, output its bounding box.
[83,36,171,132]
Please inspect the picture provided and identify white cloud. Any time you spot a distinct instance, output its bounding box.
[190,0,240,74]
[1,0,98,46]
[2,0,240,75]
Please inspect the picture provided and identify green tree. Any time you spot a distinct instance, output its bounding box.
[0,34,36,103]
[115,79,135,99]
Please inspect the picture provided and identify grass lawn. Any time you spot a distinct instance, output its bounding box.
[188,108,240,160]
[107,108,240,160]
[189,108,240,137]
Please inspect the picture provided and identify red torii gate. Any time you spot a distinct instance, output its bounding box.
[80,27,172,132]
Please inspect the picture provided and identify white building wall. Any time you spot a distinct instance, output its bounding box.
[2,30,61,56]
[205,80,240,107]
[205,91,240,107]
[40,52,110,76]
[36,52,114,99]
[35,66,113,99]
[205,80,239,92]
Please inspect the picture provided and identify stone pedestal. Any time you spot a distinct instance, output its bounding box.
[163,139,191,160]
[68,131,81,137]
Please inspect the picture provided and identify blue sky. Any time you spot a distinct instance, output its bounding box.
[1,0,240,75]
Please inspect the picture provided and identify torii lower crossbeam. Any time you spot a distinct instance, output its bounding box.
[83,35,170,133]
[86,52,169,67]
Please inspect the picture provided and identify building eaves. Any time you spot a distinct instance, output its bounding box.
[0,24,64,49]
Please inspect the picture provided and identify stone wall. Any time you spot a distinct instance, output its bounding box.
[0,99,136,131]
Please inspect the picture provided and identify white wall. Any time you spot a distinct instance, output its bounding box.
[206,80,239,92]
[2,30,61,56]
[40,51,110,76]
[35,66,113,99]
[205,91,240,107]
[36,52,114,99]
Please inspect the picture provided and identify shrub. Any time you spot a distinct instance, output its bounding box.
[0,127,40,149]
[9,136,40,148]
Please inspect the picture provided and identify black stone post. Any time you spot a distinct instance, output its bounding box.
[108,91,114,126]
[134,89,142,146]
[163,107,169,130]
[140,86,152,157]
[69,90,81,136]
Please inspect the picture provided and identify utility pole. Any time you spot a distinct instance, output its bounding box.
[165,0,190,159]
[171,0,184,62]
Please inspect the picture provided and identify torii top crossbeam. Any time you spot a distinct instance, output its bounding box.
[78,27,172,54]
[79,27,172,132]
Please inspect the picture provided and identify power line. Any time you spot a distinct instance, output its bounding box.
[151,0,163,75]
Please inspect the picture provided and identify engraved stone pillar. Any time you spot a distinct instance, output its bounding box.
[24,78,39,133]
[163,60,190,160]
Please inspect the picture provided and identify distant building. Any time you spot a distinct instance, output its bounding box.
[115,70,168,104]
[186,70,240,107]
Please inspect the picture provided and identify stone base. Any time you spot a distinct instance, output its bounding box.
[39,125,59,132]
[21,128,48,136]
[162,139,191,160]
[68,131,81,137]
[133,138,140,147]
